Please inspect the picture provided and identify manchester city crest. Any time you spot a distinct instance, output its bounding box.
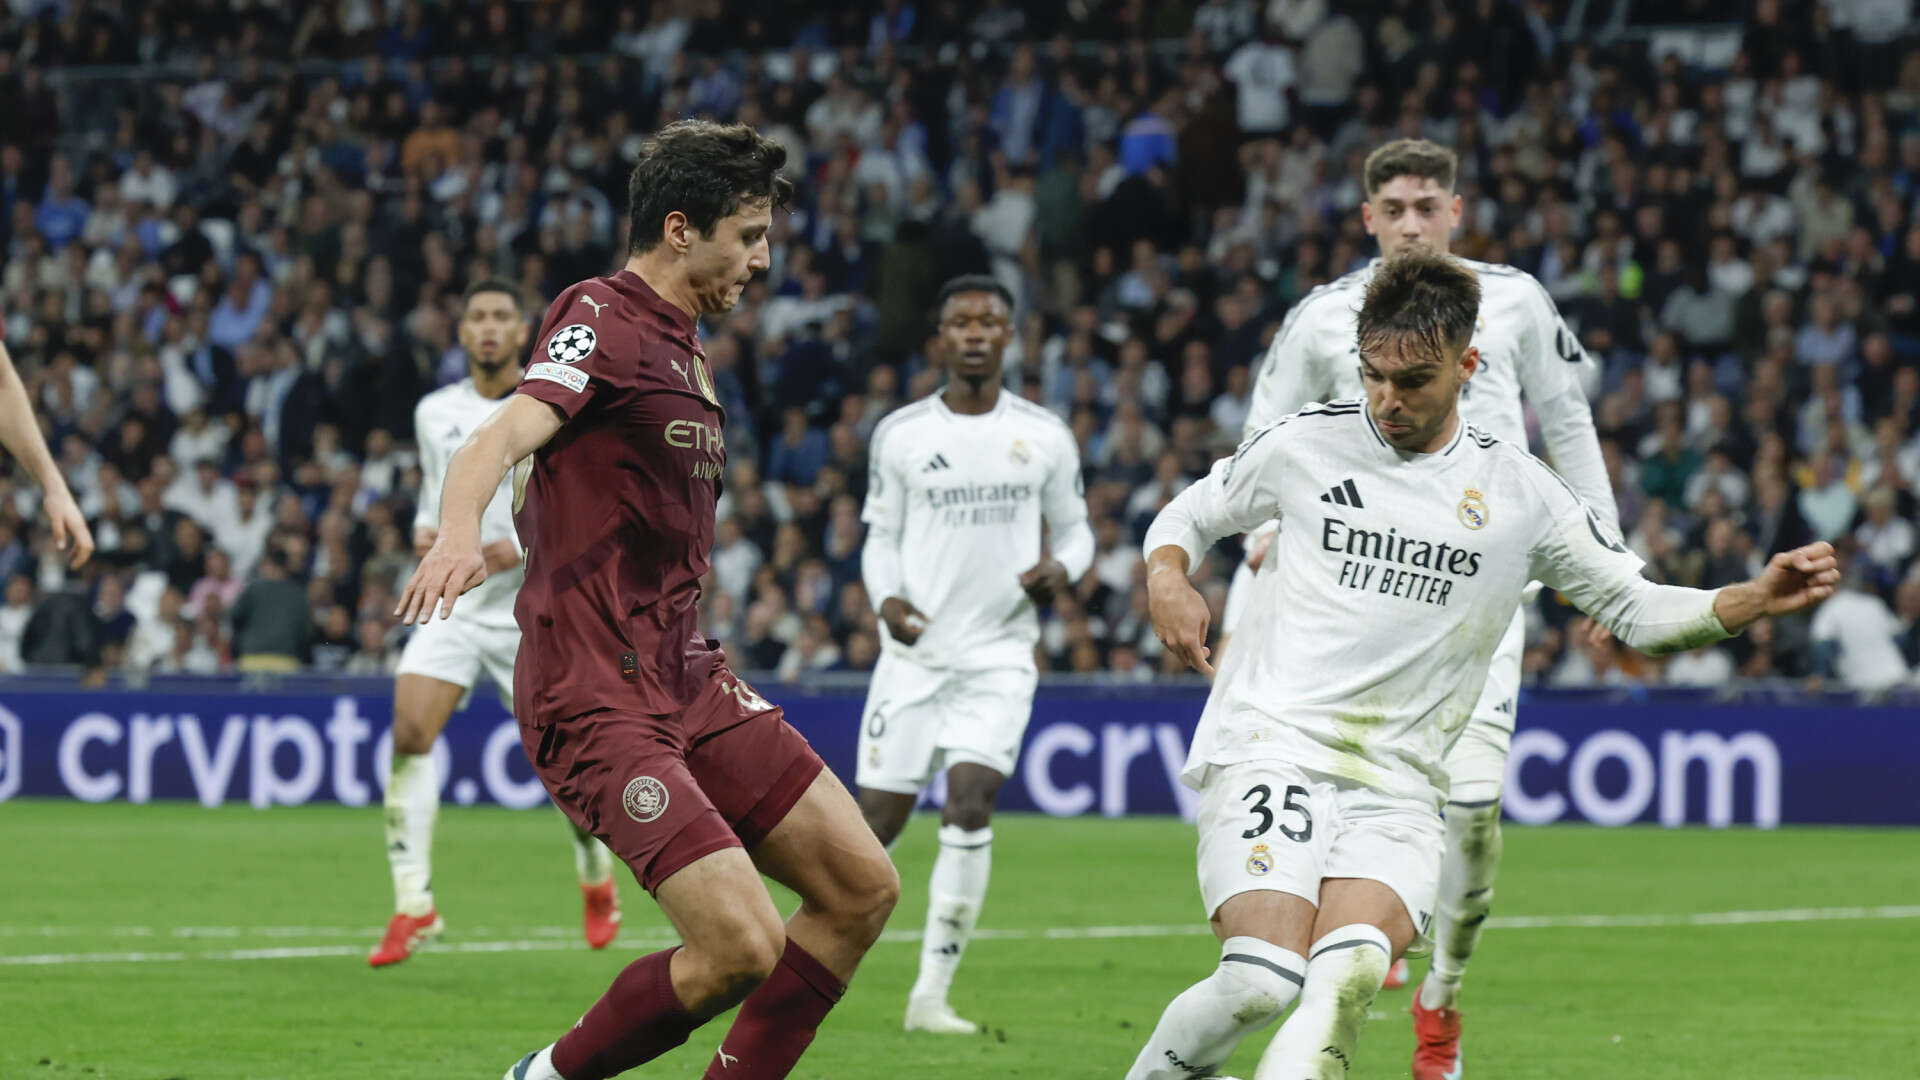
[1457,487,1489,530]
[622,776,669,823]
[1246,843,1273,876]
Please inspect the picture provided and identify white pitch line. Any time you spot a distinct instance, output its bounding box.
[3,905,1917,967]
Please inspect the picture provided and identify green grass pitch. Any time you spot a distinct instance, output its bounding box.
[2,800,1914,1079]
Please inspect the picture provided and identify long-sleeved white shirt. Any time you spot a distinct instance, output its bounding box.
[413,378,524,626]
[1245,258,1619,534]
[1148,401,1729,806]
[861,392,1094,671]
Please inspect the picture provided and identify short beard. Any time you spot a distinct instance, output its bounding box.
[472,353,509,376]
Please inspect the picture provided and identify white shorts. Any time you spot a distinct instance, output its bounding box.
[1443,606,1525,804]
[1194,760,1444,955]
[395,614,519,711]
[855,652,1037,795]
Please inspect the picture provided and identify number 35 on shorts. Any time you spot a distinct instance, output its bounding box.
[1241,782,1313,842]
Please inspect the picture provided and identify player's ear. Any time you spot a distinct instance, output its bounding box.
[1360,200,1375,234]
[1458,346,1480,381]
[663,210,690,255]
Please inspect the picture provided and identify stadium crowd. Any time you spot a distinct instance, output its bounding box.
[1,0,1918,692]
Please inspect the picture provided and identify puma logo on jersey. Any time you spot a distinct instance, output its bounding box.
[578,294,607,316]
[670,358,693,389]
[717,1049,738,1068]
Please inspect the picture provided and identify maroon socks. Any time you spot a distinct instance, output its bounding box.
[551,948,702,1080]
[701,940,847,1080]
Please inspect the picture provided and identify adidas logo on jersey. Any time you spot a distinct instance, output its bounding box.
[1319,478,1365,508]
[922,454,952,472]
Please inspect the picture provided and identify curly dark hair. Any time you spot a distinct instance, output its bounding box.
[626,120,795,254]
[1356,248,1481,365]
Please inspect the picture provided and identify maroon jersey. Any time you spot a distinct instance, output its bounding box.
[510,270,729,727]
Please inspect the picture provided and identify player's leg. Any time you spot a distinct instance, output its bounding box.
[1252,789,1443,1080]
[688,682,900,1080]
[1420,611,1522,1010]
[854,652,940,849]
[508,713,789,1080]
[513,847,790,1080]
[372,620,477,967]
[903,759,1003,1031]
[905,665,1033,1032]
[1126,764,1326,1080]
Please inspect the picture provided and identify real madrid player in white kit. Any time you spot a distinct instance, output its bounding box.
[857,276,1094,1034]
[1125,250,1837,1080]
[1220,139,1619,1075]
[369,281,620,967]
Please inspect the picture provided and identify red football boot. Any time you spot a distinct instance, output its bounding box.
[368,910,443,967]
[1382,957,1411,989]
[581,879,621,949]
[1409,983,1465,1080]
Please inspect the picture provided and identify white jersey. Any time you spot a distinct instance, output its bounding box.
[1146,401,1729,805]
[862,392,1090,671]
[413,378,524,626]
[1247,258,1619,532]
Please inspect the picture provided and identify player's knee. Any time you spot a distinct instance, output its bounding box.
[390,713,437,756]
[941,787,997,831]
[820,850,900,944]
[694,916,784,1005]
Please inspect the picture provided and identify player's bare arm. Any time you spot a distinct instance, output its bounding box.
[0,344,93,568]
[1710,541,1840,633]
[1146,544,1214,677]
[396,394,561,624]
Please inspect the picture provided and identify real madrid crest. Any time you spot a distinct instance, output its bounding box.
[1245,843,1273,876]
[1457,487,1489,530]
[1009,438,1031,465]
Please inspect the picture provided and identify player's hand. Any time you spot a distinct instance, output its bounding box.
[1148,571,1214,678]
[1245,530,1275,572]
[481,538,522,574]
[395,532,488,624]
[1018,558,1071,606]
[43,486,94,570]
[1573,616,1612,648]
[1752,540,1840,616]
[879,596,931,645]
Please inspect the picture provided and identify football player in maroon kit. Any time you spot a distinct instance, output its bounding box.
[397,120,899,1080]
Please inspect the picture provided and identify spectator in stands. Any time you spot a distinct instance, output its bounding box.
[229,550,310,673]
[1812,551,1913,692]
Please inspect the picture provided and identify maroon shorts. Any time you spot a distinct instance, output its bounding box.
[523,667,824,893]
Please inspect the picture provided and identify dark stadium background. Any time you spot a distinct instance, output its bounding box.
[0,2,1915,701]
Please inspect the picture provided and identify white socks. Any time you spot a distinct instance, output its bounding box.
[910,824,992,1003]
[1126,936,1305,1080]
[514,1044,561,1080]
[385,753,439,916]
[1423,800,1503,1010]
[564,809,616,885]
[1253,924,1392,1080]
